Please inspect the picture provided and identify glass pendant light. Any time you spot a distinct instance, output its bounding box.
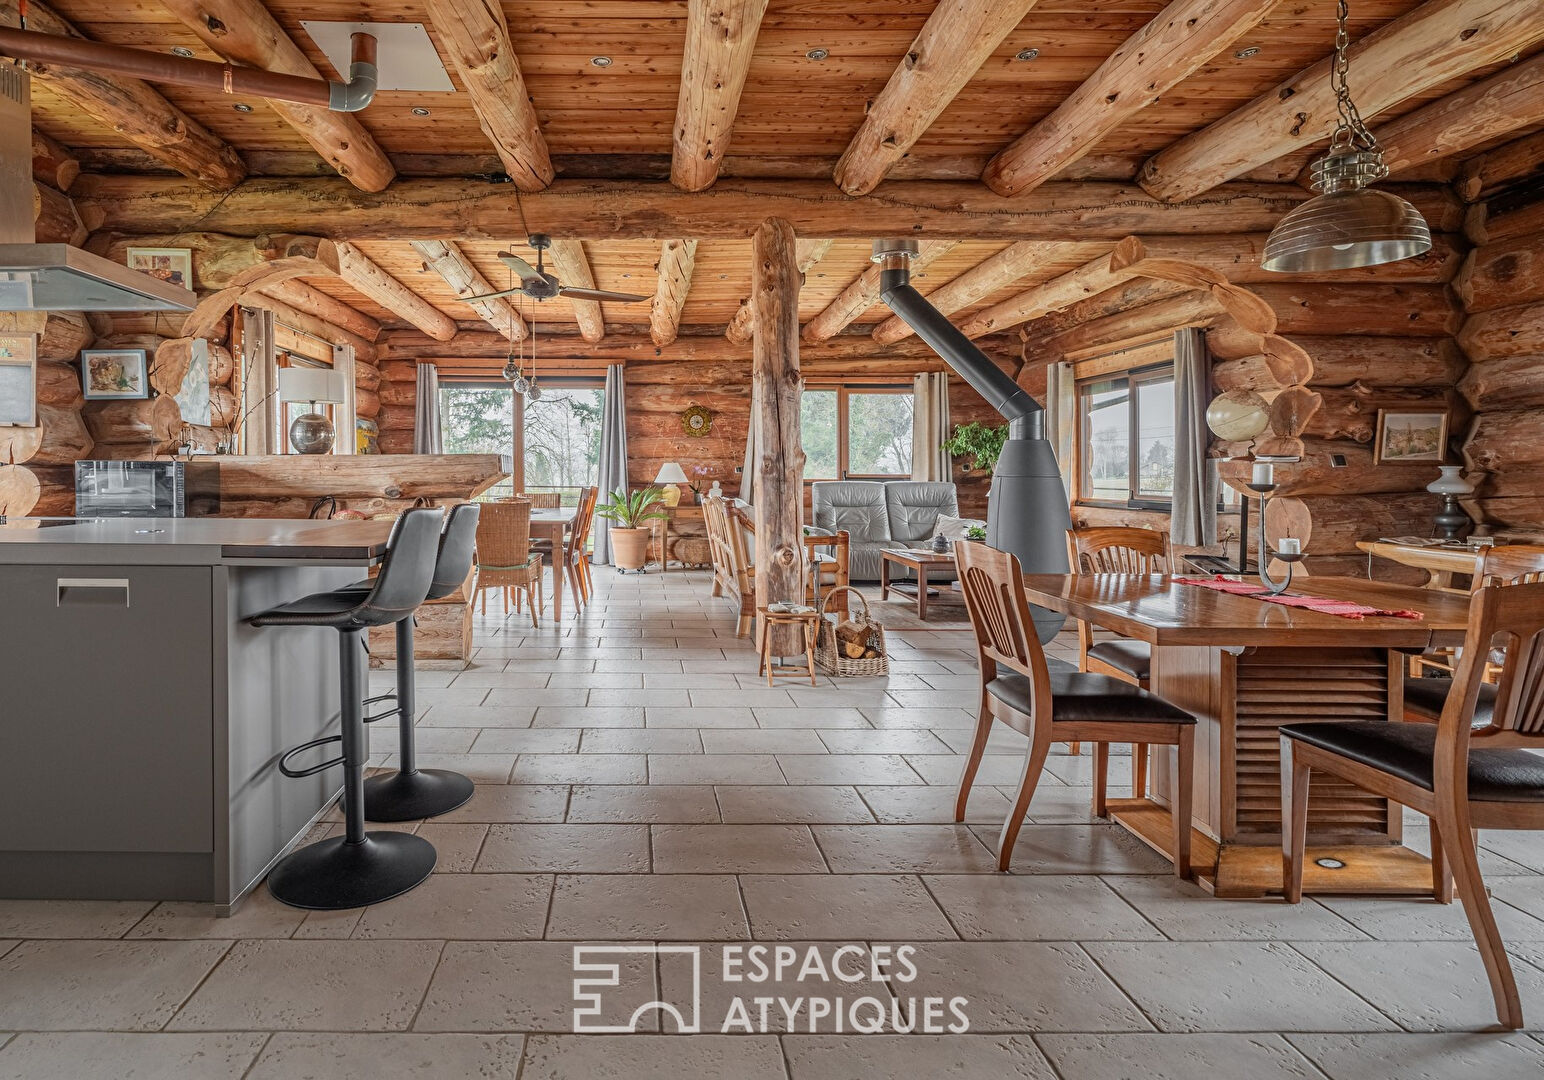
[1262,0,1431,273]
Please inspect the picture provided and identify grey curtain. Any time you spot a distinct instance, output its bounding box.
[740,381,758,505]
[1044,360,1076,494]
[592,363,629,565]
[1171,327,1219,547]
[911,372,951,481]
[413,363,442,454]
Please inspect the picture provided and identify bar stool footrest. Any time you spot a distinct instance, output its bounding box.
[267,832,437,910]
[277,735,345,779]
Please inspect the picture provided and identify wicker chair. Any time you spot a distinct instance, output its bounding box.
[475,498,544,627]
[519,491,562,509]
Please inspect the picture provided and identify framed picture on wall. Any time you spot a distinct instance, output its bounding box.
[125,247,193,290]
[0,332,38,427]
[1374,408,1449,465]
[82,348,150,400]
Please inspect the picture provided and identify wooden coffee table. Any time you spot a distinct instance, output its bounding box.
[880,548,960,620]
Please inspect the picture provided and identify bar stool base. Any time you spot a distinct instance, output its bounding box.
[364,769,475,822]
[268,832,436,910]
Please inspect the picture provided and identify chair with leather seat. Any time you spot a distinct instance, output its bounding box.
[955,541,1196,876]
[1281,579,1544,1030]
[335,503,480,822]
[249,507,443,910]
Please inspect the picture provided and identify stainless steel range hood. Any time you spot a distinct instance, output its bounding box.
[0,66,195,314]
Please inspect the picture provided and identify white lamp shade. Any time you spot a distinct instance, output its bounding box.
[654,462,689,484]
[1426,465,1473,496]
[279,367,345,404]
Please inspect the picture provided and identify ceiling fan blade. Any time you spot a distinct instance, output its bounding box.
[559,285,652,303]
[462,285,526,304]
[496,252,544,282]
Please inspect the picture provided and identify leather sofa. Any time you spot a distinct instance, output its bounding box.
[809,481,960,582]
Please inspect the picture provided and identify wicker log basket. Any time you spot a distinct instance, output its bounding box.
[815,586,888,677]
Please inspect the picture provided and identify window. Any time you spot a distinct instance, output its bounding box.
[801,385,914,480]
[1076,364,1175,508]
[438,380,604,501]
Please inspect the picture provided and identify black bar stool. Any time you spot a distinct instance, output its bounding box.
[250,507,443,910]
[348,502,481,821]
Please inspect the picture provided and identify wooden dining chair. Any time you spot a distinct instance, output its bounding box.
[563,485,599,613]
[1066,526,1171,781]
[1281,579,1544,1030]
[955,541,1197,875]
[474,498,543,628]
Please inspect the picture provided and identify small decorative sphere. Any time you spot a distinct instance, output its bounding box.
[527,383,542,401]
[1205,389,1270,441]
[288,412,335,454]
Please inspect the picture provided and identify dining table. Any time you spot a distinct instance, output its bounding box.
[530,506,578,620]
[1021,573,1474,899]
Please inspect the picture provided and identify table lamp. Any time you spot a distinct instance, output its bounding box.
[279,367,346,454]
[655,461,689,507]
[1427,466,1474,540]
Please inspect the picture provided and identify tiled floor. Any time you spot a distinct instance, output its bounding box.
[2,568,1543,1078]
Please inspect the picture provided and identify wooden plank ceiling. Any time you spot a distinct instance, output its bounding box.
[20,0,1544,341]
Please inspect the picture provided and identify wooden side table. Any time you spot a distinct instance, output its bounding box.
[755,607,820,686]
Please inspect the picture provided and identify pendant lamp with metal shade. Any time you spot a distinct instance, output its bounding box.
[1262,0,1431,273]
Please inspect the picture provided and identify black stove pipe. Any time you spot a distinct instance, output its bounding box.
[877,252,1071,643]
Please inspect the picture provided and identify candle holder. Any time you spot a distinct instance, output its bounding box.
[1260,549,1306,595]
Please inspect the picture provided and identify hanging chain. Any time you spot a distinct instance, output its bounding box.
[1328,0,1379,154]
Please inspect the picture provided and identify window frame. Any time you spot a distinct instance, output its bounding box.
[1074,360,1175,512]
[800,381,914,482]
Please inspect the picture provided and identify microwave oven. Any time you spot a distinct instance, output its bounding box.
[74,460,186,518]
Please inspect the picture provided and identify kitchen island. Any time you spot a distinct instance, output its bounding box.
[0,517,393,912]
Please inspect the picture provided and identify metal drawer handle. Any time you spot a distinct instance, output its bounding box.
[56,578,131,607]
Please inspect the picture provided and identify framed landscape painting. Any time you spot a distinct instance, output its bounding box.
[125,246,193,289]
[82,348,150,400]
[1374,408,1449,465]
[0,332,37,427]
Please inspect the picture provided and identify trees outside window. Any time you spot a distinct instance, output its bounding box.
[1075,364,1175,508]
[800,384,914,480]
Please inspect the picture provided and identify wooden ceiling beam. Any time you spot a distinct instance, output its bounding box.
[834,0,1038,196]
[31,129,79,192]
[259,236,459,341]
[258,278,381,343]
[650,239,698,348]
[1,0,245,190]
[802,240,958,344]
[957,238,1145,339]
[157,0,394,193]
[870,240,1086,344]
[544,239,605,343]
[1139,0,1544,203]
[423,0,553,191]
[671,0,769,192]
[725,238,833,345]
[983,0,1279,197]
[409,240,527,342]
[79,177,1448,241]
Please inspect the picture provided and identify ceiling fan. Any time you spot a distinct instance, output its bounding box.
[465,234,651,304]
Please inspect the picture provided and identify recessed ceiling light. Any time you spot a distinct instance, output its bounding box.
[232,103,254,112]
[1015,48,1040,62]
[590,56,612,67]
[1234,46,1261,59]
[806,48,829,61]
[170,46,196,58]
[411,107,431,117]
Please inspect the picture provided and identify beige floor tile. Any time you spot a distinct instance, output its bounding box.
[415,688,491,708]
[861,706,979,729]
[651,825,827,873]
[378,754,516,784]
[414,941,656,1033]
[449,671,550,688]
[1292,940,1544,1031]
[1106,877,1368,941]
[1038,1034,1320,1080]
[657,942,891,1033]
[754,707,871,728]
[707,689,795,709]
[0,900,153,939]
[126,890,307,939]
[532,706,645,728]
[647,706,757,728]
[0,941,229,1031]
[476,825,650,873]
[813,824,997,873]
[903,941,1151,1033]
[0,1032,266,1080]
[169,941,443,1031]
[700,729,829,754]
[1084,941,1397,1032]
[740,874,955,940]
[566,784,720,823]
[518,1035,785,1080]
[291,909,363,941]
[467,729,581,754]
[412,823,489,872]
[581,729,703,754]
[246,1033,524,1080]
[352,873,551,940]
[971,823,1174,875]
[648,754,785,785]
[369,726,479,755]
[485,688,589,709]
[924,874,1162,941]
[419,703,534,728]
[1320,887,1544,942]
[906,753,1035,786]
[785,1035,1054,1078]
[0,941,14,958]
[716,785,875,824]
[1479,830,1544,874]
[1287,1032,1544,1080]
[546,875,747,940]
[431,784,569,824]
[857,783,1013,824]
[816,729,953,754]
[513,754,646,785]
[777,754,924,786]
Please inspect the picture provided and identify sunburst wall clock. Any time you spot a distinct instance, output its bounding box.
[681,405,714,438]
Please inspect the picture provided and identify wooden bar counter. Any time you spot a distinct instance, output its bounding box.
[1022,574,1473,898]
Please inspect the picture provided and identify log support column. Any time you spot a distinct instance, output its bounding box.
[751,217,805,655]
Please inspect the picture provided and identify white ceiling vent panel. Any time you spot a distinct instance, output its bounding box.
[300,21,454,92]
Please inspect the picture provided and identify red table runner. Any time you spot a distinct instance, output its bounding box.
[1173,575,1424,620]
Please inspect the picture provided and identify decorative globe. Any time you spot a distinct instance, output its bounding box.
[527,382,542,401]
[1205,390,1270,442]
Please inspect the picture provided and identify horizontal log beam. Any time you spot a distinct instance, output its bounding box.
[31,128,79,192]
[409,239,527,341]
[958,238,1144,339]
[259,278,382,343]
[802,240,958,343]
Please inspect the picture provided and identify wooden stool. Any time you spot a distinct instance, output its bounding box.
[756,607,820,686]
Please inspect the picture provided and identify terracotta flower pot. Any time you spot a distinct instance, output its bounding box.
[609,526,652,570]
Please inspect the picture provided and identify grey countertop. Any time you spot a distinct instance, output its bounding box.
[0,517,394,565]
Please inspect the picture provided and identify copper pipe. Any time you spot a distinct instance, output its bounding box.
[0,28,377,112]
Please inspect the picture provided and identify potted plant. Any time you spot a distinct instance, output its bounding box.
[597,486,670,571]
[942,421,1009,473]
